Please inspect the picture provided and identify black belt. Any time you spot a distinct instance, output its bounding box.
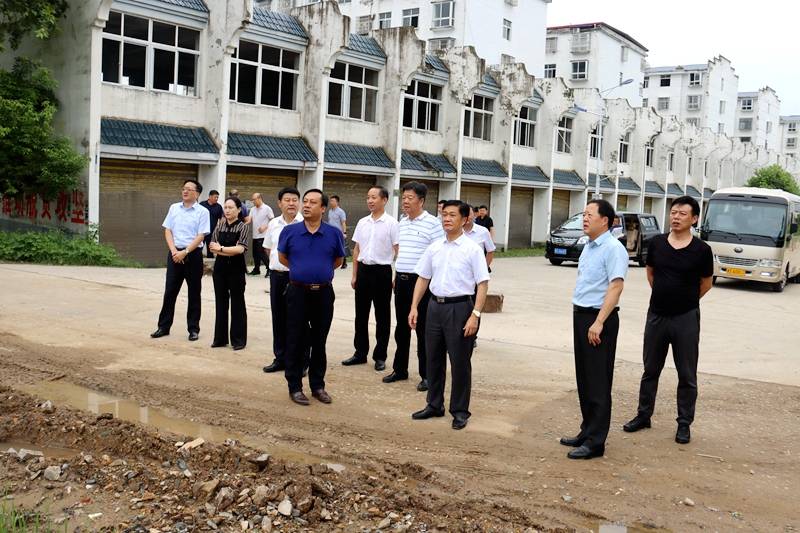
[396,272,418,280]
[290,281,331,291]
[573,305,619,314]
[431,295,471,304]
[176,247,201,252]
[271,270,289,276]
[358,263,392,268]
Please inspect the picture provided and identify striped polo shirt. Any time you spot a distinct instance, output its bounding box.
[396,210,445,274]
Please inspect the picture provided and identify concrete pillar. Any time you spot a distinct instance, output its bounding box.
[454,103,466,199]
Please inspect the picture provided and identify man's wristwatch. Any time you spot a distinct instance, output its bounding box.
[472,309,481,318]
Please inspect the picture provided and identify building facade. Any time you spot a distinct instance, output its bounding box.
[780,115,800,159]
[733,87,781,151]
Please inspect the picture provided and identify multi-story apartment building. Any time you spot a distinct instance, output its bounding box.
[544,22,647,106]
[734,87,781,150]
[1,1,796,264]
[780,115,800,159]
[641,56,739,136]
[328,0,551,76]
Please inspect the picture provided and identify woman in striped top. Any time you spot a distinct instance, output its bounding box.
[209,197,250,350]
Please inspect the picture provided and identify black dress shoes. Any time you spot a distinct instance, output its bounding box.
[559,434,585,447]
[382,372,408,383]
[411,406,445,420]
[247,269,261,276]
[416,379,429,392]
[232,345,245,351]
[312,389,332,404]
[341,355,367,366]
[567,444,605,460]
[263,360,285,373]
[623,416,651,433]
[374,360,386,371]
[289,391,310,406]
[150,328,169,338]
[211,342,227,348]
[452,417,468,430]
[675,424,691,444]
[188,332,199,341]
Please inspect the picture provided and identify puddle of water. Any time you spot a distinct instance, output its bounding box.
[1,439,79,459]
[19,381,327,466]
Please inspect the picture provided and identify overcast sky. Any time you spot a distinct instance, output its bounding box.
[547,0,800,114]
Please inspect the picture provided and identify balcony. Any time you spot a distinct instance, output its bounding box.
[571,33,591,54]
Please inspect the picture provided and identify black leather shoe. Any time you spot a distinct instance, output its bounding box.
[623,416,651,433]
[675,424,691,444]
[341,355,367,366]
[188,332,199,341]
[150,328,169,338]
[248,270,261,276]
[416,379,429,392]
[263,360,285,373]
[211,342,227,348]
[452,417,468,430]
[411,406,445,420]
[289,391,310,406]
[567,444,605,459]
[374,360,386,371]
[382,372,408,383]
[559,435,585,447]
[232,345,245,351]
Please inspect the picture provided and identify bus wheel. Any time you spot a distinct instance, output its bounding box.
[772,270,787,292]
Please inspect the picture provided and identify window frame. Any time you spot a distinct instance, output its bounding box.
[571,60,588,81]
[657,97,670,111]
[788,122,797,133]
[402,8,419,28]
[431,1,454,28]
[588,124,602,159]
[719,100,726,114]
[229,39,301,110]
[687,95,701,111]
[645,142,654,168]
[787,138,797,149]
[740,98,753,111]
[642,76,649,88]
[688,72,702,86]
[659,74,671,87]
[544,63,556,78]
[545,37,557,53]
[327,61,381,123]
[668,151,675,172]
[463,94,495,141]
[502,19,512,41]
[514,105,537,148]
[618,132,630,164]
[738,118,753,131]
[556,116,573,154]
[378,11,392,29]
[402,79,443,132]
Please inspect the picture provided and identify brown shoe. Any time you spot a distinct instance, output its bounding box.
[289,391,310,406]
[312,389,332,404]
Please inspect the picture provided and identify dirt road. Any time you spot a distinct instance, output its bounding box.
[1,261,798,531]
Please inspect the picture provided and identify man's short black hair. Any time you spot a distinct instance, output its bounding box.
[369,185,390,200]
[471,204,479,214]
[330,195,340,202]
[184,179,202,194]
[437,200,446,206]
[401,181,427,200]
[587,199,616,229]
[208,189,219,197]
[442,199,470,218]
[478,205,488,210]
[671,195,700,217]
[304,188,328,207]
[278,186,301,201]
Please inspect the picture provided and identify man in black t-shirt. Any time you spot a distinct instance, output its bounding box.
[623,196,713,445]
[474,205,495,241]
[200,190,223,258]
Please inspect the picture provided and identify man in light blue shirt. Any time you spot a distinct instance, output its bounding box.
[151,179,210,342]
[561,199,628,460]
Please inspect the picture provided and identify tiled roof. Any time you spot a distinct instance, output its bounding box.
[686,185,702,198]
[645,181,664,195]
[100,118,217,153]
[618,177,641,192]
[325,142,393,168]
[481,73,499,90]
[228,133,316,162]
[425,54,449,73]
[667,183,684,196]
[588,173,615,191]
[703,187,715,199]
[512,164,549,184]
[161,0,208,13]
[553,169,585,187]
[347,33,386,58]
[251,7,307,39]
[401,151,456,174]
[462,158,507,178]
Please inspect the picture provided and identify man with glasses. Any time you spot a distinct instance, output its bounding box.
[151,179,210,342]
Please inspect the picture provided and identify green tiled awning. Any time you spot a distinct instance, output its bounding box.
[512,164,548,184]
[645,181,664,195]
[252,7,307,38]
[401,151,455,174]
[462,158,506,178]
[588,173,615,191]
[325,142,393,168]
[553,169,585,187]
[618,177,641,192]
[228,133,316,162]
[348,34,386,58]
[162,0,208,12]
[101,118,217,153]
[703,188,715,199]
[667,183,684,197]
[425,54,449,73]
[686,185,702,199]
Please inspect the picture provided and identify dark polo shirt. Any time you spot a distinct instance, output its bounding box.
[278,221,346,284]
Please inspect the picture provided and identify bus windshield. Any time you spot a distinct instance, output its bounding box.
[702,199,787,247]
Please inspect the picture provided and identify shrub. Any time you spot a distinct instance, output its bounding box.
[0,226,138,267]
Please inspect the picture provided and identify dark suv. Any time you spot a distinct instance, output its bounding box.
[545,211,661,266]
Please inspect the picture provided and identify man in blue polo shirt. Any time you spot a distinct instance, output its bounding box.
[278,189,345,406]
[560,199,628,460]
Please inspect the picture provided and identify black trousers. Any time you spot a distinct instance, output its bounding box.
[425,298,475,418]
[636,308,700,426]
[204,235,214,258]
[285,284,334,393]
[212,261,247,347]
[573,308,620,449]
[269,270,291,364]
[251,238,268,272]
[157,248,203,334]
[353,263,392,361]
[392,273,430,379]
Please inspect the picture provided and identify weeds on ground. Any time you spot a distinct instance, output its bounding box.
[0,500,65,533]
[0,226,138,267]
[494,245,546,258]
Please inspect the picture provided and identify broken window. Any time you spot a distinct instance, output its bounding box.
[464,94,494,141]
[403,80,442,132]
[327,61,379,123]
[230,40,300,110]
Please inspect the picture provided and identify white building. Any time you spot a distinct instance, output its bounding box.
[330,0,551,76]
[779,115,800,159]
[544,22,647,106]
[733,87,781,150]
[641,56,739,136]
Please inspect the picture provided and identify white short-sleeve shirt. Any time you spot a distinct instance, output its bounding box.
[414,234,491,297]
[464,223,496,253]
[250,204,274,239]
[352,212,399,265]
[263,213,303,271]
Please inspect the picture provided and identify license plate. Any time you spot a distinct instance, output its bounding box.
[555,248,567,255]
[727,267,745,276]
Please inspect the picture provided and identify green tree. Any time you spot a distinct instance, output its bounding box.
[0,57,85,198]
[746,164,800,196]
[0,0,69,51]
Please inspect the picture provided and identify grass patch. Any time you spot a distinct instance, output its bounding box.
[0,500,63,532]
[0,227,139,267]
[494,246,546,258]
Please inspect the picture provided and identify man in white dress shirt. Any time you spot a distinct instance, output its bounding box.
[249,193,274,277]
[341,185,399,371]
[464,205,496,269]
[262,187,303,373]
[409,200,490,430]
